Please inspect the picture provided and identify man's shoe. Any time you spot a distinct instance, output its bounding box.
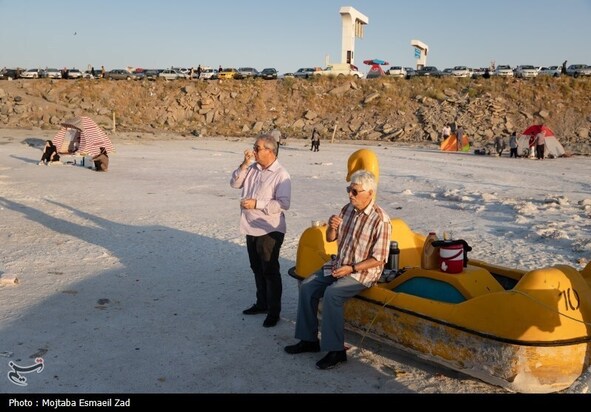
[316,350,347,370]
[284,340,321,354]
[242,304,267,315]
[263,315,279,328]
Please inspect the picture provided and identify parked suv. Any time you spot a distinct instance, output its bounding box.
[386,66,406,78]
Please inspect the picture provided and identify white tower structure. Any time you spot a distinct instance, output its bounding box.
[339,6,368,65]
[410,39,429,69]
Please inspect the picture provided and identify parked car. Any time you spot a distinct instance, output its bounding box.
[293,67,321,79]
[158,69,188,80]
[42,68,62,79]
[494,65,513,77]
[67,69,83,79]
[538,66,561,77]
[440,68,453,77]
[416,66,441,77]
[20,68,43,79]
[565,64,591,78]
[386,66,406,78]
[0,68,20,80]
[450,66,472,78]
[404,67,417,79]
[316,63,364,79]
[237,67,259,79]
[258,68,278,80]
[217,68,239,80]
[514,65,538,78]
[199,68,218,80]
[105,69,136,80]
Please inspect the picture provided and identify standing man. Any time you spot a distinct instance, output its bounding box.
[509,131,518,158]
[284,170,391,369]
[311,128,320,152]
[230,135,291,328]
[535,129,546,160]
[456,125,464,151]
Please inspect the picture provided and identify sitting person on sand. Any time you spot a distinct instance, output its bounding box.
[92,147,109,172]
[39,140,60,165]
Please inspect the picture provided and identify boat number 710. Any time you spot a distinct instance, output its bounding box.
[559,288,580,311]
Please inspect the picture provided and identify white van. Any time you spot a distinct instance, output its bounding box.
[316,63,364,79]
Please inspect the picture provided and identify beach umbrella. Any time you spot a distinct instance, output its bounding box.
[363,59,390,66]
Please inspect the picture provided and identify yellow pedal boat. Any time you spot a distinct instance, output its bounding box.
[287,149,591,393]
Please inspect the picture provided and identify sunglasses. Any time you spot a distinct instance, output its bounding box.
[346,186,366,196]
[253,145,268,153]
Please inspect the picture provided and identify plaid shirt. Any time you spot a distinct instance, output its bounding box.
[336,201,392,287]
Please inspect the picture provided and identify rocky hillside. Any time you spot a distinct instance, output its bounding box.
[1,76,590,154]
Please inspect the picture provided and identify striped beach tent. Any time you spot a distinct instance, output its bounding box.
[52,116,114,157]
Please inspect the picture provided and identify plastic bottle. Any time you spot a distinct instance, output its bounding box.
[421,232,439,270]
[386,241,400,273]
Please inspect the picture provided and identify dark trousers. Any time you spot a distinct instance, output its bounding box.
[41,151,59,163]
[510,148,518,158]
[536,144,545,159]
[246,232,285,317]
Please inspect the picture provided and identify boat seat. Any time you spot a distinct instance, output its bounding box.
[390,218,424,268]
[386,265,505,302]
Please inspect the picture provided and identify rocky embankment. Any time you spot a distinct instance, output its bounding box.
[0,76,590,154]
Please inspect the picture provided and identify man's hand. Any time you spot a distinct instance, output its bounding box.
[240,198,256,209]
[242,149,255,167]
[328,215,342,230]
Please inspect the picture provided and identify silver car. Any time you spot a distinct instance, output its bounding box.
[538,66,561,77]
[514,65,538,78]
[566,64,591,78]
[494,65,513,77]
[159,69,188,80]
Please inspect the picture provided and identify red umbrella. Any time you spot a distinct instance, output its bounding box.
[522,124,554,146]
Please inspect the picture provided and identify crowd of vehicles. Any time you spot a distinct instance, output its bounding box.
[2,63,590,82]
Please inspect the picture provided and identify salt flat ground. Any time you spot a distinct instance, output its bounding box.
[0,129,590,394]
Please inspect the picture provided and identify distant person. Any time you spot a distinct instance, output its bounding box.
[284,170,391,370]
[38,140,60,165]
[230,134,291,328]
[311,128,320,152]
[494,135,506,157]
[441,124,451,142]
[456,125,464,151]
[91,66,96,78]
[101,65,106,79]
[218,65,223,74]
[270,129,282,147]
[197,65,202,79]
[509,132,518,158]
[483,68,491,79]
[535,129,546,160]
[93,147,109,171]
[562,60,568,75]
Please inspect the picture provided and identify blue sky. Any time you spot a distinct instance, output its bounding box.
[1,0,590,74]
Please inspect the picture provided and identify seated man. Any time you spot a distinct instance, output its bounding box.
[39,140,60,165]
[284,170,391,369]
[92,147,109,172]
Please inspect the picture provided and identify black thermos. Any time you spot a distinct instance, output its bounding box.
[387,241,400,272]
